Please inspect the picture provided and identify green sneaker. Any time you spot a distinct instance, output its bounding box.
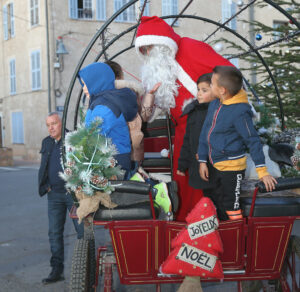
[130,172,145,182]
[153,182,172,214]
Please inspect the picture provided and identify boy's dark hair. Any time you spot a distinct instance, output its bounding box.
[105,60,123,80]
[213,66,243,96]
[197,73,212,84]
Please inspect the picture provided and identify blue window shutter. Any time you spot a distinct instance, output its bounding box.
[222,0,230,24]
[162,0,168,17]
[36,51,41,89]
[127,0,135,21]
[96,0,106,20]
[230,2,237,30]
[114,0,135,22]
[31,52,36,90]
[31,50,41,90]
[140,0,149,16]
[12,112,24,144]
[30,0,39,26]
[69,0,78,19]
[114,0,122,21]
[162,0,177,25]
[12,112,18,143]
[172,0,178,25]
[10,59,16,94]
[172,0,178,14]
[3,5,8,40]
[10,3,15,37]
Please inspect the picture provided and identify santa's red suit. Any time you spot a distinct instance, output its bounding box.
[135,16,232,221]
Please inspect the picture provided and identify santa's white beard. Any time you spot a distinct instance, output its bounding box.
[141,45,179,111]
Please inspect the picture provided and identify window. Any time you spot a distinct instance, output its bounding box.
[69,0,93,19]
[9,58,16,95]
[11,112,24,144]
[3,3,15,40]
[3,5,8,40]
[273,21,288,41]
[139,0,149,17]
[222,0,237,31]
[9,3,14,37]
[30,50,41,90]
[162,0,178,26]
[30,0,39,26]
[114,0,136,22]
[230,57,239,68]
[96,0,106,20]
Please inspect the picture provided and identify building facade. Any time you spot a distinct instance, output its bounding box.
[0,0,289,161]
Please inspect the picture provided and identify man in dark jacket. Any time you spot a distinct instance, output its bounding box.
[38,112,83,284]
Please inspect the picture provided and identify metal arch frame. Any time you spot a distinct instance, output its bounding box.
[62,0,138,138]
[63,0,300,137]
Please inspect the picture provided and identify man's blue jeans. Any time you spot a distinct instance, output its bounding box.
[47,191,84,270]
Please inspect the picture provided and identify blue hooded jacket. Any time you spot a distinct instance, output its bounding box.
[78,62,138,155]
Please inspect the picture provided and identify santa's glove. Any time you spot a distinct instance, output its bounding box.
[177,276,203,292]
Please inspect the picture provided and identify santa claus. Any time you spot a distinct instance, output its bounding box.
[135,16,233,222]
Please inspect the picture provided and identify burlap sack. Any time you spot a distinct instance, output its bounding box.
[75,190,117,223]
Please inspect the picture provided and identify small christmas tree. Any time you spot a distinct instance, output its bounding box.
[61,118,123,195]
[60,118,123,222]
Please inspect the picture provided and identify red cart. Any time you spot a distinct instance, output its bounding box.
[69,127,300,292]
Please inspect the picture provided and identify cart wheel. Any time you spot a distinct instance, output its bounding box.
[70,239,95,292]
[88,237,96,290]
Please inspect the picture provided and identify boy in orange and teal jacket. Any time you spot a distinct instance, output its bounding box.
[198,66,277,220]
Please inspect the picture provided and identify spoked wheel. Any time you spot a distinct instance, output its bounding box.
[70,238,96,292]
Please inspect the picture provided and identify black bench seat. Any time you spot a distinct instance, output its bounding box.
[240,178,300,217]
[93,180,160,221]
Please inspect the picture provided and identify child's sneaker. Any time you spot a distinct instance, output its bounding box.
[153,182,172,214]
[130,172,145,182]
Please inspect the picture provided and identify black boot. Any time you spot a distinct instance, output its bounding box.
[167,181,179,213]
[42,267,64,284]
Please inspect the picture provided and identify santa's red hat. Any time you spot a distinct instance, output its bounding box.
[135,16,181,58]
[135,16,234,99]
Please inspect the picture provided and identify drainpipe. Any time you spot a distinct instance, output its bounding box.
[45,0,51,112]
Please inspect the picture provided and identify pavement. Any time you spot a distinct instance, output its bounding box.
[12,158,40,167]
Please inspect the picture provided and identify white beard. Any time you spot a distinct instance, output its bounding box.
[141,45,179,111]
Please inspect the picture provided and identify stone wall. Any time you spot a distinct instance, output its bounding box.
[0,148,13,166]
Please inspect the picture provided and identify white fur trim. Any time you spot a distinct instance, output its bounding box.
[177,63,198,97]
[115,79,145,97]
[135,35,178,59]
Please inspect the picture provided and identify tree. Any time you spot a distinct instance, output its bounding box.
[214,0,300,128]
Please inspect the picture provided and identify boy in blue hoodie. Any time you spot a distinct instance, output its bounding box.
[198,66,277,220]
[78,62,173,217]
[78,62,138,177]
